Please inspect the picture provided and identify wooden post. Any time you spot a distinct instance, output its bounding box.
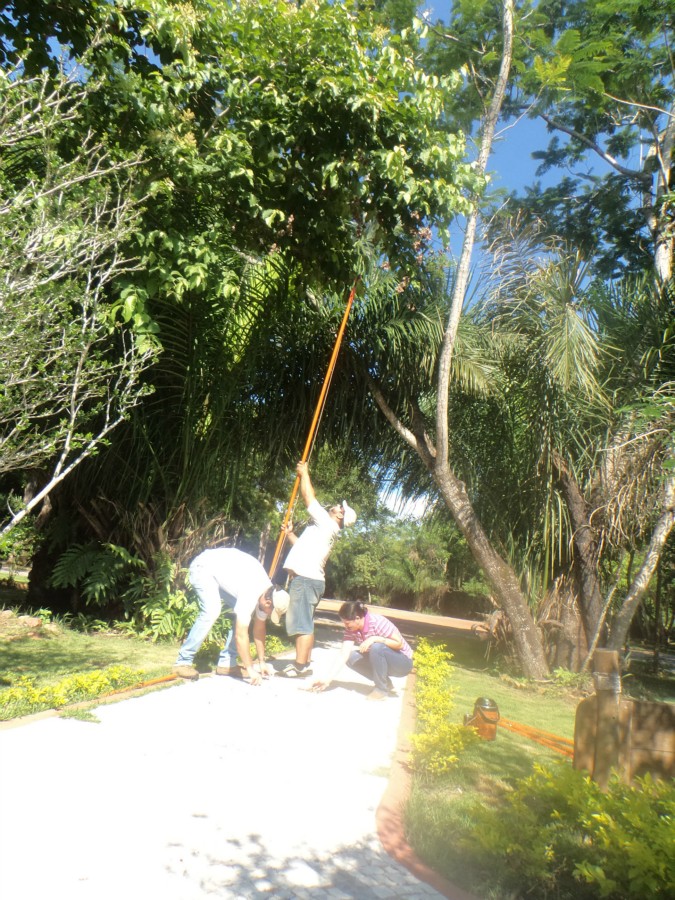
[573,695,597,774]
[591,649,621,791]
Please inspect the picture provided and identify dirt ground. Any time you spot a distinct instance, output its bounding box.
[0,608,58,642]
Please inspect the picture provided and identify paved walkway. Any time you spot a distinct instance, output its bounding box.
[0,632,454,900]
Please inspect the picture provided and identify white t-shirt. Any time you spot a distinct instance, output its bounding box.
[283,499,340,581]
[189,548,272,624]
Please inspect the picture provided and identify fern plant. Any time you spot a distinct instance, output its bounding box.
[119,550,197,641]
[50,543,199,641]
[50,542,146,606]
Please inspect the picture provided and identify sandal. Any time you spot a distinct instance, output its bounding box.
[279,663,312,678]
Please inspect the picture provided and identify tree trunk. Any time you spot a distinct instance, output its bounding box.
[367,0,551,679]
[649,110,675,284]
[554,592,586,671]
[434,467,550,679]
[552,451,604,643]
[653,560,662,673]
[258,521,271,565]
[432,1,551,678]
[607,476,675,650]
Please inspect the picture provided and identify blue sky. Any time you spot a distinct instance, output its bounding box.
[422,1,570,197]
[439,113,559,265]
[489,115,556,193]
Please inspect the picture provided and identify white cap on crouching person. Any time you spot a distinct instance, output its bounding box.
[270,588,290,625]
[342,500,357,528]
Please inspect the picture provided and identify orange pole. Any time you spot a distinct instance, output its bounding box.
[499,717,574,757]
[268,279,359,578]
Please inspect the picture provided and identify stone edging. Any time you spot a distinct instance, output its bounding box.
[376,670,480,900]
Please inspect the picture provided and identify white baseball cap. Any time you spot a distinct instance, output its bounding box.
[270,588,290,626]
[342,500,357,528]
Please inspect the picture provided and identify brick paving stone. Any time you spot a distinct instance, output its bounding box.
[284,859,323,888]
[372,887,398,898]
[362,863,385,875]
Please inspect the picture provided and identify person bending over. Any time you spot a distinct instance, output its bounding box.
[311,600,413,700]
[173,547,289,684]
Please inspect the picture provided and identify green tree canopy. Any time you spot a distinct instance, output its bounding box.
[3,2,481,611]
[420,0,675,279]
[2,0,476,282]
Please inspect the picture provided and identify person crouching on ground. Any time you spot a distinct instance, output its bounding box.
[173,547,289,684]
[311,600,413,700]
[279,460,356,679]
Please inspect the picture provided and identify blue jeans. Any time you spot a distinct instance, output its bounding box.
[175,562,237,667]
[346,643,413,692]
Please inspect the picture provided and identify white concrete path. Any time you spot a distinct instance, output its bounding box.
[0,640,446,899]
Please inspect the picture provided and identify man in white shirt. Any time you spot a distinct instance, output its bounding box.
[280,461,356,678]
[173,548,289,684]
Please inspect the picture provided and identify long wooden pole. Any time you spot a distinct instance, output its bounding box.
[268,279,359,578]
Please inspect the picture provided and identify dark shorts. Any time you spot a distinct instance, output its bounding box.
[285,576,324,637]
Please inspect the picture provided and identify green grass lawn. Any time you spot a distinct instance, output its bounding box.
[0,603,290,720]
[0,609,181,720]
[448,663,581,739]
[0,624,178,685]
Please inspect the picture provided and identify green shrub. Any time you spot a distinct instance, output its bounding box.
[551,666,593,693]
[262,634,287,657]
[410,639,475,777]
[465,761,675,899]
[51,543,207,641]
[0,508,38,567]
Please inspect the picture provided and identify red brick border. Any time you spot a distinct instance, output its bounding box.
[376,671,480,900]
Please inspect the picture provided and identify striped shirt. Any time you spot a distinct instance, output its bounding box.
[343,610,413,660]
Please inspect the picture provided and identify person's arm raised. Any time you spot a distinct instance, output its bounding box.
[296,460,316,509]
[281,522,298,545]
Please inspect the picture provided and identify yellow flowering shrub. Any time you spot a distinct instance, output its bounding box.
[410,639,476,777]
[0,666,145,720]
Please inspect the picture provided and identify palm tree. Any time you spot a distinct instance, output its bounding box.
[458,223,675,667]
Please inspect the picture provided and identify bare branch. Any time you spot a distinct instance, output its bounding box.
[363,370,436,469]
[538,111,651,184]
[602,91,675,121]
[0,64,158,537]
